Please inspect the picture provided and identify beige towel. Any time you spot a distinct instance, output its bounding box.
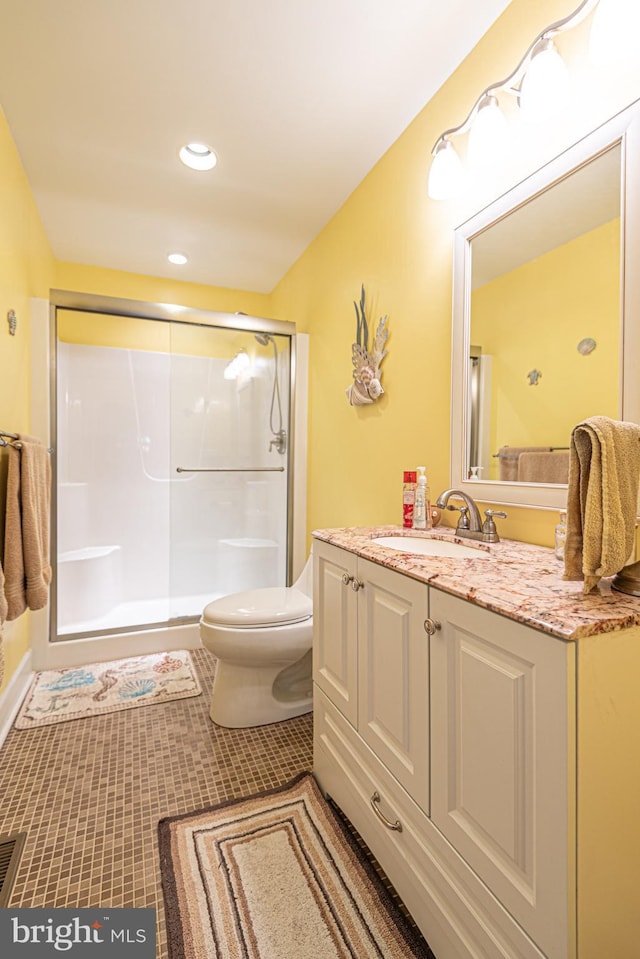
[0,555,7,624]
[0,555,6,688]
[4,436,51,620]
[517,451,570,484]
[564,416,640,593]
[0,472,6,688]
[497,445,553,481]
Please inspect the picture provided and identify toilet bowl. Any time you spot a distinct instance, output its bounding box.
[199,552,313,728]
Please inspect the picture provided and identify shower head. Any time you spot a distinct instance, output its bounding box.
[254,333,273,347]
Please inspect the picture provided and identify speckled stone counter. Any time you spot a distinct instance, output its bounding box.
[312,525,640,641]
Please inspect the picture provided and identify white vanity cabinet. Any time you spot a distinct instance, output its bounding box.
[429,589,575,959]
[313,538,576,959]
[313,539,430,807]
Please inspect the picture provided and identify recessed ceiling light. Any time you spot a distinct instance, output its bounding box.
[168,253,188,265]
[179,142,217,171]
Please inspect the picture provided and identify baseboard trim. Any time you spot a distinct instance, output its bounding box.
[0,652,33,748]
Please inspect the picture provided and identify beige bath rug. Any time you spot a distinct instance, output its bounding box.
[159,771,434,959]
[15,650,201,729]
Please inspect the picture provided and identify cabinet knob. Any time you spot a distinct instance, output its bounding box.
[351,579,365,592]
[423,618,441,635]
[342,573,354,586]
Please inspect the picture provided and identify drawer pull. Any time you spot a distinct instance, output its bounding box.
[351,579,365,592]
[370,791,403,832]
[342,573,354,586]
[423,618,441,635]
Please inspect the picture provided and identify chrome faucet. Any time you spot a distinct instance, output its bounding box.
[435,488,507,543]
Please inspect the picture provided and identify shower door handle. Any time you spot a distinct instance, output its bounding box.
[176,466,286,473]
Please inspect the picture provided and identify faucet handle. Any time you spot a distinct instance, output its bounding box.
[482,509,507,542]
[445,503,470,530]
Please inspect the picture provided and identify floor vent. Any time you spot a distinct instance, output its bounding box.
[0,832,26,906]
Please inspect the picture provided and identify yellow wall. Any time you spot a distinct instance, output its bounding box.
[3,0,640,694]
[472,219,620,478]
[55,261,271,319]
[270,0,640,549]
[0,106,55,693]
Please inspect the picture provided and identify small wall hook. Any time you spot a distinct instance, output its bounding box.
[7,310,16,335]
[527,368,542,386]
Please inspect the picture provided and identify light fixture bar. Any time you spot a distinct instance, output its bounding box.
[429,0,600,155]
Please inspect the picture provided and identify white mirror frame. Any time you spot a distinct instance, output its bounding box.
[451,101,640,511]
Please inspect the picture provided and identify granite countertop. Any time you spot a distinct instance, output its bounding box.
[312,525,640,641]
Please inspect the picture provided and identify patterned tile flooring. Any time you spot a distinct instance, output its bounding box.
[0,648,314,957]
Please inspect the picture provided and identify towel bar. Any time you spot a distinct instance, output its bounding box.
[176,466,285,473]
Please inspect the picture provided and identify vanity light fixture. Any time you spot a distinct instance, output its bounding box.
[179,142,217,171]
[168,252,188,265]
[428,139,465,201]
[466,93,510,174]
[427,0,632,200]
[519,38,571,122]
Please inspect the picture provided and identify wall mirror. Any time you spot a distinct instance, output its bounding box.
[451,101,640,511]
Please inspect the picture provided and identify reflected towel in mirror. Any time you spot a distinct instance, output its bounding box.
[517,451,570,484]
[497,445,552,482]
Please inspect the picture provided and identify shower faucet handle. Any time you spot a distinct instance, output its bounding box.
[269,430,287,455]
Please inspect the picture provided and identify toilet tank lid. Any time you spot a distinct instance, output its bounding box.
[201,587,312,628]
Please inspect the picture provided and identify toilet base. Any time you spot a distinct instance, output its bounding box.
[209,654,313,728]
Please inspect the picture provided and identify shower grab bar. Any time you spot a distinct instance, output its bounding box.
[176,466,285,473]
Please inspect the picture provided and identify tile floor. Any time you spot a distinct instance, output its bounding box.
[0,647,432,958]
[0,649,313,956]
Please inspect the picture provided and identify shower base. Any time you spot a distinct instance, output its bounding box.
[56,590,221,638]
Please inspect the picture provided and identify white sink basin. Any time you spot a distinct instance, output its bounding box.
[371,535,490,559]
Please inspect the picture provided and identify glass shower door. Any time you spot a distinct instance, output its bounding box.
[55,308,291,639]
[167,323,291,620]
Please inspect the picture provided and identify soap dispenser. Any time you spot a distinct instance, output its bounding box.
[412,467,432,530]
[555,510,567,561]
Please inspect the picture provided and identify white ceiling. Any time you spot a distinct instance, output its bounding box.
[0,1,512,293]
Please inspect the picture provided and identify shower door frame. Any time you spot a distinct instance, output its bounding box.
[48,289,300,647]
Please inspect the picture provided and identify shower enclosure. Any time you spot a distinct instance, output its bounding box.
[53,302,295,640]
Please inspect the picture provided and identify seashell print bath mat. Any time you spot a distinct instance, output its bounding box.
[14,651,202,728]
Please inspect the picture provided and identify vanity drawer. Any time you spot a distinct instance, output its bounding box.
[314,688,547,959]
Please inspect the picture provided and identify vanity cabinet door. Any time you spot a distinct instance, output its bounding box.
[313,540,359,726]
[430,588,576,959]
[357,558,430,814]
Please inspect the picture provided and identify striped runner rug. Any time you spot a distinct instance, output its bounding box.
[158,771,433,959]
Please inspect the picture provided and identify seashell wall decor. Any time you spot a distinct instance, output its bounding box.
[345,285,389,407]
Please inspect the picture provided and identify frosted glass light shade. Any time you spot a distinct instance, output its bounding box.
[520,39,570,122]
[428,140,464,200]
[467,95,510,172]
[589,0,640,66]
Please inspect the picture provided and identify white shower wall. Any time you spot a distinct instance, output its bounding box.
[56,339,289,636]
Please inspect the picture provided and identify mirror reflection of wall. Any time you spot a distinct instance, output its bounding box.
[467,144,621,483]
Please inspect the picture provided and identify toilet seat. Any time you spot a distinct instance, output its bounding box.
[202,587,312,629]
[199,550,314,728]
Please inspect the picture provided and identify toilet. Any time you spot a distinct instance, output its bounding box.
[199,552,313,728]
